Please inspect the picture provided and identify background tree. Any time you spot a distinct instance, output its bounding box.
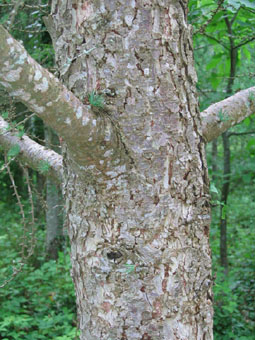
[190,0,255,337]
[0,0,64,260]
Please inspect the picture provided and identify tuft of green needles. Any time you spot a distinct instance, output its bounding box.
[88,91,104,108]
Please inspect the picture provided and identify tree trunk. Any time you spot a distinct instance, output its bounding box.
[219,15,237,275]
[45,1,213,338]
[45,126,63,260]
[219,132,230,274]
[1,8,254,336]
[211,139,218,184]
[45,177,62,259]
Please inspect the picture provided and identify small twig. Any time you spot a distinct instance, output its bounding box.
[194,0,225,35]
[230,6,241,25]
[235,36,255,49]
[29,180,47,211]
[0,113,36,137]
[229,130,255,137]
[11,28,47,34]
[6,0,25,31]
[0,153,27,287]
[0,156,38,288]
[0,156,16,173]
[203,33,228,49]
[194,45,209,50]
[0,262,24,288]
[23,166,36,257]
[4,153,26,234]
[24,3,49,15]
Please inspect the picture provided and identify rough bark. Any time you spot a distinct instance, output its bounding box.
[50,1,213,339]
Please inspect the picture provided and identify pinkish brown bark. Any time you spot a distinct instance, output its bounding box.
[49,1,213,339]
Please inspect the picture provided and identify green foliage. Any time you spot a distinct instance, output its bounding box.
[124,263,136,274]
[227,0,255,11]
[88,91,104,108]
[211,195,255,339]
[118,263,136,274]
[189,0,255,109]
[206,83,255,340]
[2,111,9,119]
[210,182,219,194]
[7,144,20,158]
[16,125,25,138]
[0,203,78,340]
[190,0,255,338]
[38,160,50,174]
[209,151,255,339]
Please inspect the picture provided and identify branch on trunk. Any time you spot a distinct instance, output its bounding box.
[0,25,117,166]
[0,116,63,183]
[201,87,255,142]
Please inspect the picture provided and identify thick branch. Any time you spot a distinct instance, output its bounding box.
[0,25,118,167]
[0,116,63,182]
[201,87,255,142]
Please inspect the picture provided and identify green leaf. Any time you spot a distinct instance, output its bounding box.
[243,117,251,127]
[88,91,104,108]
[38,160,50,174]
[1,112,9,119]
[221,204,227,219]
[209,73,221,89]
[16,126,25,138]
[206,54,224,71]
[17,130,25,138]
[210,182,219,194]
[7,144,20,158]
[0,13,9,25]
[237,0,255,9]
[124,263,136,274]
[242,46,251,61]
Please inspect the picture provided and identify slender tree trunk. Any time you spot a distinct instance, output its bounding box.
[219,15,238,274]
[45,1,214,338]
[219,132,230,273]
[35,172,45,219]
[211,138,218,183]
[45,127,62,259]
[45,177,62,259]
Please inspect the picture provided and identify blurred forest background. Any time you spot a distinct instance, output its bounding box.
[0,0,254,339]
